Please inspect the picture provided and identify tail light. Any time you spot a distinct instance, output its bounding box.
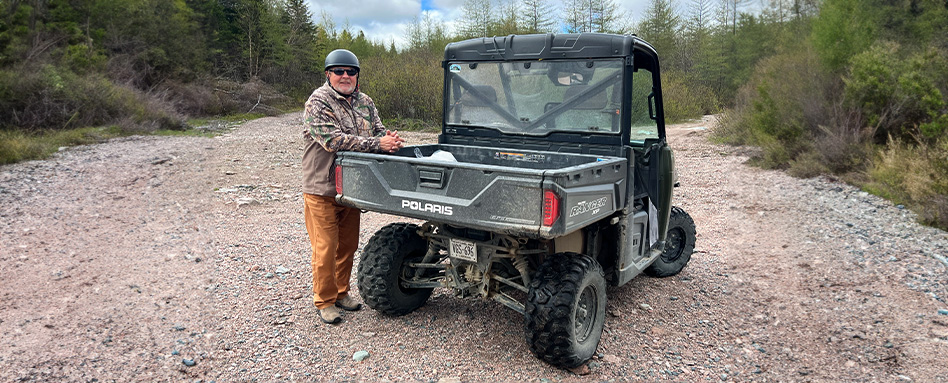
[542,189,560,227]
[334,165,343,195]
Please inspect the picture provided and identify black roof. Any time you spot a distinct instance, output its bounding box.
[443,33,657,62]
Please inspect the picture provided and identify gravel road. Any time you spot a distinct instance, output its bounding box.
[1,114,946,382]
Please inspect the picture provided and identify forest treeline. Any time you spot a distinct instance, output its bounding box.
[1,0,947,228]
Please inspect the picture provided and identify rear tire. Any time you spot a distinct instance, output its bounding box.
[525,253,606,368]
[357,223,433,315]
[644,206,696,277]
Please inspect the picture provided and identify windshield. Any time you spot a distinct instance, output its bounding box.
[446,59,624,135]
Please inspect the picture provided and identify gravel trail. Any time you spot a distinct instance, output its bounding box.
[1,114,946,382]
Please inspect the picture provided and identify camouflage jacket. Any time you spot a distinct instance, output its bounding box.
[301,82,386,196]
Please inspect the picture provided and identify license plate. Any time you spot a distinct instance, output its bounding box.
[449,239,477,263]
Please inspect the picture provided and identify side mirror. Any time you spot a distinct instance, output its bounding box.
[648,91,655,120]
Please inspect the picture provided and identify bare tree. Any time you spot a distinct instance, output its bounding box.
[562,0,589,32]
[563,0,626,33]
[406,11,447,52]
[791,0,820,19]
[495,0,522,35]
[318,10,337,40]
[716,0,748,35]
[590,0,625,33]
[686,0,714,32]
[520,0,557,33]
[458,0,494,38]
[680,0,714,71]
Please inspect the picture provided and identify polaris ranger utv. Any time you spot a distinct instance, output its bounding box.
[334,33,696,368]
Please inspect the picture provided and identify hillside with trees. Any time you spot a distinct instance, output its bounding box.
[1,0,946,228]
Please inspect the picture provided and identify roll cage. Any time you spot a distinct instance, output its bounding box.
[440,33,666,155]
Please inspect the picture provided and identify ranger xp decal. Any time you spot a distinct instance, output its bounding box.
[401,199,454,216]
[568,197,608,218]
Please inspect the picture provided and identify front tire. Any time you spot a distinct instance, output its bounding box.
[644,206,696,277]
[525,253,606,368]
[357,223,433,315]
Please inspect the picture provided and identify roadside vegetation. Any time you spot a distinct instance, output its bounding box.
[1,0,946,229]
[713,0,948,229]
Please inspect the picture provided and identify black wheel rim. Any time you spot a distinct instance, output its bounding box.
[662,227,685,263]
[574,285,599,343]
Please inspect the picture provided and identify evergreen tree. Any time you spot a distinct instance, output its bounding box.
[280,0,321,90]
[638,0,681,59]
[682,0,715,74]
[232,0,288,80]
[189,0,240,78]
[282,0,319,51]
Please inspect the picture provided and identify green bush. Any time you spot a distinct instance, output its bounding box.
[844,42,945,143]
[661,70,720,123]
[709,110,750,146]
[811,0,877,72]
[921,113,948,140]
[61,43,107,74]
[360,52,443,124]
[715,50,830,169]
[383,118,440,132]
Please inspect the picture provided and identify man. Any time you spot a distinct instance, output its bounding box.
[302,49,404,324]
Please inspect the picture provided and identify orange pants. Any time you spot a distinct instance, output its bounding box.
[303,194,361,309]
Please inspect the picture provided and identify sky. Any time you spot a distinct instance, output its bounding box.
[308,0,655,50]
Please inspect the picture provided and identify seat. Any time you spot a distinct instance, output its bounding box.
[556,85,613,131]
[456,85,500,125]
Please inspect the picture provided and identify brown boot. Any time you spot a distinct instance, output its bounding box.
[319,306,342,324]
[335,295,363,311]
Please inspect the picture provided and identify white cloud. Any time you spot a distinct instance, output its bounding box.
[430,0,465,12]
[617,0,650,20]
[360,20,411,47]
[309,0,420,25]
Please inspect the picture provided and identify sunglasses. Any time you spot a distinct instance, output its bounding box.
[329,68,358,76]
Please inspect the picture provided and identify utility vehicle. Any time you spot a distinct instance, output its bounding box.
[335,33,697,368]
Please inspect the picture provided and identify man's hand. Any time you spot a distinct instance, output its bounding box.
[380,130,405,153]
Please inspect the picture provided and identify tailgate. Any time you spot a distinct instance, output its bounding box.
[336,150,546,236]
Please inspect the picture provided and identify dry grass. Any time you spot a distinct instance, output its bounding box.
[863,138,948,229]
[0,126,122,165]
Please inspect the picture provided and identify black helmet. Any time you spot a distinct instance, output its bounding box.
[324,49,359,70]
